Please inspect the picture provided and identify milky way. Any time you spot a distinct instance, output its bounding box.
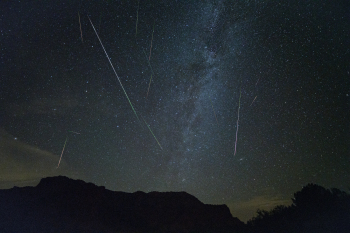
[1,0,349,222]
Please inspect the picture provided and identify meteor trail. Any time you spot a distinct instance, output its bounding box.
[135,0,139,37]
[146,75,152,98]
[78,12,83,43]
[234,87,242,156]
[88,16,141,124]
[149,20,155,61]
[69,130,80,135]
[143,49,155,76]
[143,49,155,99]
[250,96,257,106]
[142,116,163,150]
[57,136,68,168]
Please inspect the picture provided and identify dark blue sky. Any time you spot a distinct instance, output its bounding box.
[1,0,349,221]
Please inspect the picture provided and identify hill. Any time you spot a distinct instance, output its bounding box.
[0,176,244,233]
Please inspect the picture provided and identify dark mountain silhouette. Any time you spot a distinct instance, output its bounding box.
[247,183,350,233]
[0,176,244,233]
[2,177,349,232]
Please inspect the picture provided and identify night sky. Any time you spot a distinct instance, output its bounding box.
[1,0,349,222]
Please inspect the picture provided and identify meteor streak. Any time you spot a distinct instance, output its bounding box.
[149,20,155,61]
[135,0,139,37]
[142,116,163,150]
[143,49,155,99]
[250,96,257,106]
[69,130,80,135]
[78,12,83,43]
[88,16,141,124]
[234,87,242,156]
[143,49,155,76]
[57,136,68,168]
[146,75,152,98]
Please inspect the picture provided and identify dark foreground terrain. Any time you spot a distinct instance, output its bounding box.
[1,176,349,233]
[0,176,244,233]
[247,183,350,233]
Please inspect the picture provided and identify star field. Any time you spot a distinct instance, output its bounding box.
[1,0,349,222]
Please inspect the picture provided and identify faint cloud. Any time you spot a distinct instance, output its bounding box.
[0,128,76,189]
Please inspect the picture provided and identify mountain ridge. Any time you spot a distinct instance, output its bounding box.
[0,175,245,233]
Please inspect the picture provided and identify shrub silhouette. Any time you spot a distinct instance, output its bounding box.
[247,184,350,233]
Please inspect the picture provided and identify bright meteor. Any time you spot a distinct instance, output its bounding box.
[234,87,242,156]
[57,136,68,168]
[142,116,163,150]
[87,16,141,125]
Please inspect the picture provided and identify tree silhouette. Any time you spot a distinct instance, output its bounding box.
[247,184,350,232]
